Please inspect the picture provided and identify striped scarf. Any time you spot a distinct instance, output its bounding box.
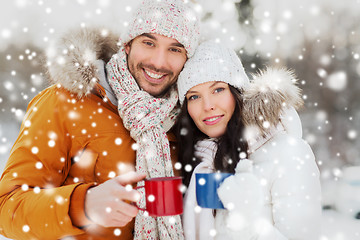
[106,47,184,240]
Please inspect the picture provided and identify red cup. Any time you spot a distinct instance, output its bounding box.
[135,176,183,217]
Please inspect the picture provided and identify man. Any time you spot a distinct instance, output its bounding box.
[0,0,200,239]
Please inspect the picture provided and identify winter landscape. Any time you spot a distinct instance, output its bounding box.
[1,0,360,239]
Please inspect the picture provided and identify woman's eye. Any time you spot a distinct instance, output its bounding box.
[188,95,199,101]
[214,87,225,93]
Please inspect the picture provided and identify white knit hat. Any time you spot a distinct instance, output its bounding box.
[178,40,250,104]
[121,0,200,57]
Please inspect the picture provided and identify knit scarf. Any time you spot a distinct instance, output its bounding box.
[106,47,184,240]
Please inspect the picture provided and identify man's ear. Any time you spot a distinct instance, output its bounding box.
[125,42,131,55]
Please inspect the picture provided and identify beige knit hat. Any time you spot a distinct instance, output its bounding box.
[121,0,200,57]
[178,40,250,104]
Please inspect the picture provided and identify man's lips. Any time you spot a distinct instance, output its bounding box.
[203,115,224,125]
[142,68,167,84]
[144,69,164,79]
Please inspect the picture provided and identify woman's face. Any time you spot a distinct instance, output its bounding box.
[186,81,236,138]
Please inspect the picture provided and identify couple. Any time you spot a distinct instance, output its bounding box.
[0,0,321,239]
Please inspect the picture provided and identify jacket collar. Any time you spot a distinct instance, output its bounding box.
[46,27,119,98]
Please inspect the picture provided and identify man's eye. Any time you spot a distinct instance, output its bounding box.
[144,41,154,47]
[170,48,182,53]
[214,88,225,93]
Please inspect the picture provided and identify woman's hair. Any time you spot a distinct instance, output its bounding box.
[175,85,249,187]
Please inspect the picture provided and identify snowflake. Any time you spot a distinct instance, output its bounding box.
[31,146,39,154]
[108,171,116,178]
[148,194,155,202]
[114,137,123,146]
[22,225,30,233]
[174,162,182,170]
[48,140,55,147]
[184,164,192,172]
[114,228,121,236]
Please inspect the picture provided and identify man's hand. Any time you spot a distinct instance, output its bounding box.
[85,171,146,227]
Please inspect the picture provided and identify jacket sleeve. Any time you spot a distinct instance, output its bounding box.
[216,159,290,240]
[270,135,322,240]
[0,88,87,239]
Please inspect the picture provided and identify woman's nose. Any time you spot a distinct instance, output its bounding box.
[203,97,215,111]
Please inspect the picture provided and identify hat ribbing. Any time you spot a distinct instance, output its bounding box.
[178,40,250,104]
[121,0,200,57]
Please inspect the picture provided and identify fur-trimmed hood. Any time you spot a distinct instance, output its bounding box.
[46,27,120,98]
[242,68,304,136]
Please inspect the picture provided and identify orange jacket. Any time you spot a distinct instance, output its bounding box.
[0,28,179,240]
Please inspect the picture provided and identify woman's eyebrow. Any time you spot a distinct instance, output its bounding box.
[210,82,221,88]
[186,90,198,94]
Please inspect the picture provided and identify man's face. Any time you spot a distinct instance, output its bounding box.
[125,33,187,97]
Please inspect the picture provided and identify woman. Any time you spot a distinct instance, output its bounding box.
[176,41,321,240]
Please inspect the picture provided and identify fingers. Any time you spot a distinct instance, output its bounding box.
[115,171,147,185]
[112,171,146,202]
[112,198,139,218]
[94,203,138,227]
[195,139,217,149]
[100,186,141,227]
[106,210,136,227]
[85,184,141,228]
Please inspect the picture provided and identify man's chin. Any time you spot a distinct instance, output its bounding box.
[135,75,176,98]
[145,86,173,98]
[148,89,166,98]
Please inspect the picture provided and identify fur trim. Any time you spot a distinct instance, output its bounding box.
[46,27,119,98]
[242,68,304,135]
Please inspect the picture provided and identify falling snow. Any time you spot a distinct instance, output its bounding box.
[0,0,360,239]
[113,228,121,236]
[22,225,30,233]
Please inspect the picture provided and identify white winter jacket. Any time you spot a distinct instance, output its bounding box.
[216,107,322,240]
[183,69,322,240]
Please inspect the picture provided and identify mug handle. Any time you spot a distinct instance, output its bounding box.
[134,186,146,212]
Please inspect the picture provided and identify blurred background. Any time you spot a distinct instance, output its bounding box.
[1,0,360,239]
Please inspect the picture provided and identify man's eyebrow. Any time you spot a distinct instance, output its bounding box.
[140,33,156,40]
[172,42,185,48]
[140,33,185,48]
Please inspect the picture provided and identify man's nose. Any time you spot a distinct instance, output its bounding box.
[149,49,168,71]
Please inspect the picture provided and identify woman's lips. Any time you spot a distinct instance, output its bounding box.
[203,115,224,125]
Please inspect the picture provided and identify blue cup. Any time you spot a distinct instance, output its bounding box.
[195,172,232,209]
